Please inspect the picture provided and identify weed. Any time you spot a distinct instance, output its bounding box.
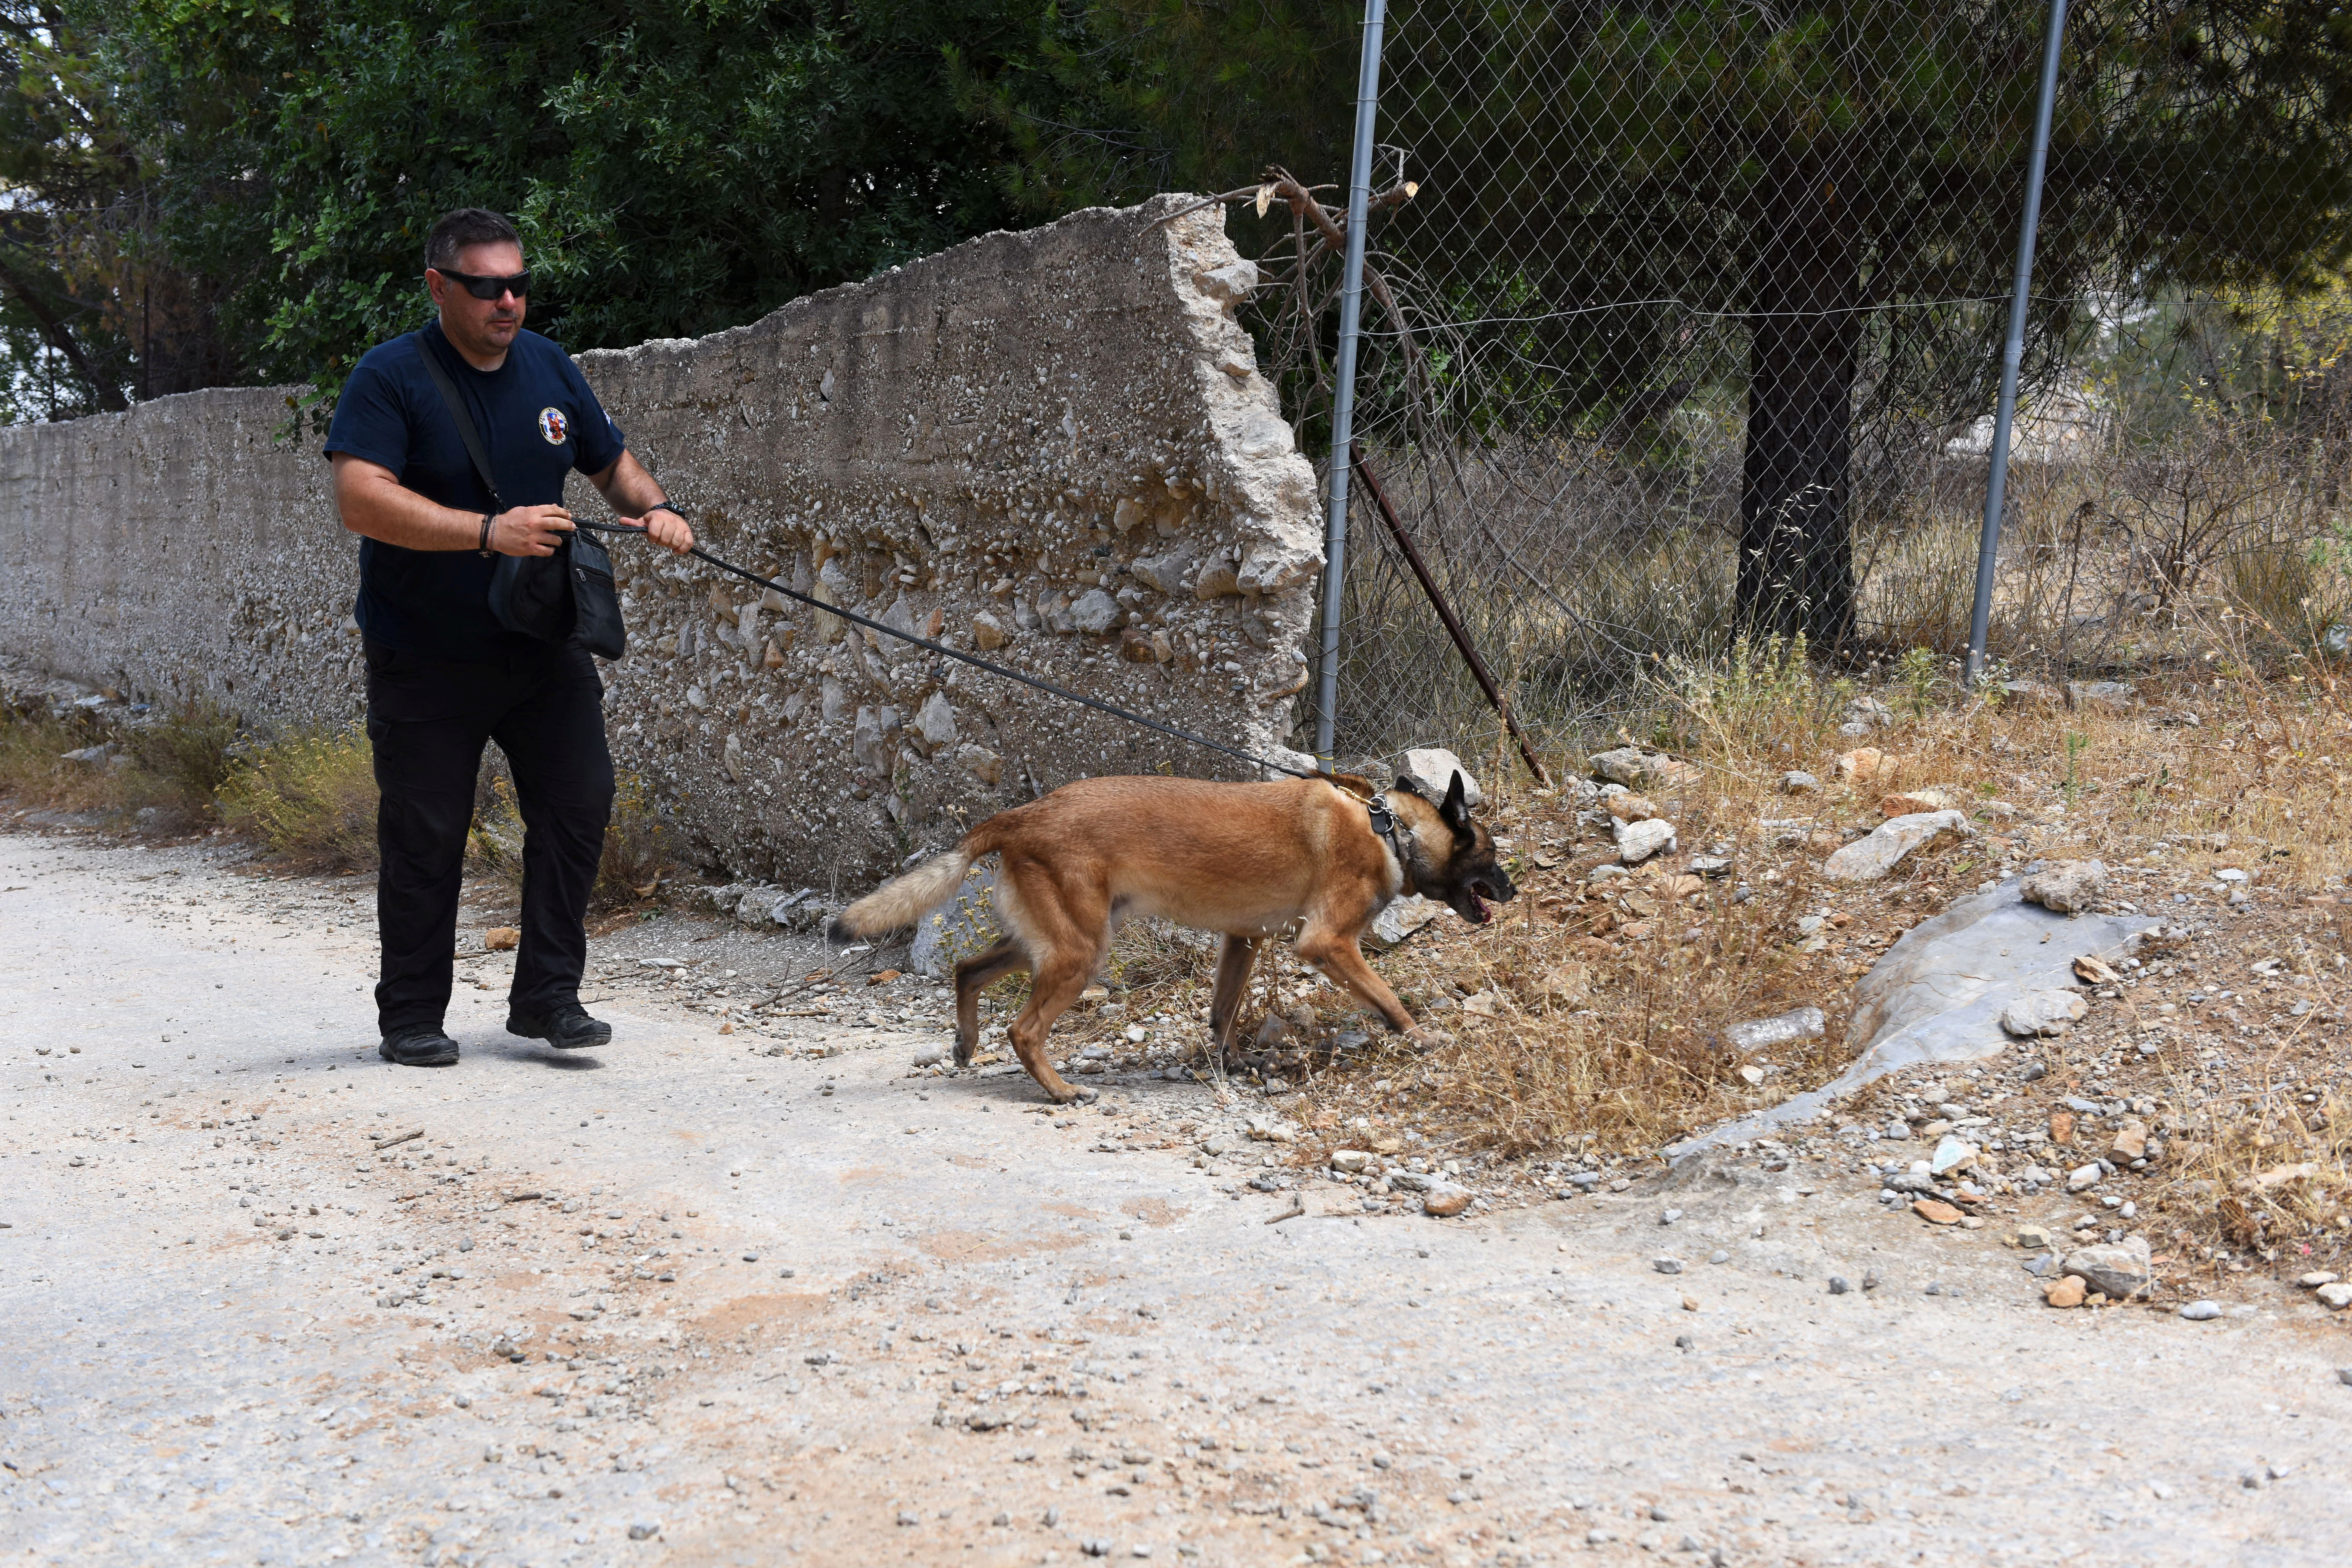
[121,699,240,825]
[216,727,378,871]
[595,771,675,909]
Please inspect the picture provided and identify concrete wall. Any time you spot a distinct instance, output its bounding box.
[0,196,1324,886]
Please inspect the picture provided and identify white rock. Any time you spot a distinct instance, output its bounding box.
[1368,894,1442,948]
[2179,1300,2222,1320]
[2065,1162,2103,1193]
[2319,1282,2352,1311]
[1069,589,1124,635]
[911,1045,947,1068]
[915,691,959,749]
[2001,989,2088,1037]
[1130,546,1195,595]
[1930,1135,1979,1175]
[1399,748,1482,807]
[955,744,1004,786]
[1194,259,1260,302]
[1330,1150,1374,1174]
[1614,817,1677,865]
[1721,1006,1825,1053]
[2021,859,2108,913]
[1821,810,1972,882]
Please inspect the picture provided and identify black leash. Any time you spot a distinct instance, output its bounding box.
[576,519,1323,781]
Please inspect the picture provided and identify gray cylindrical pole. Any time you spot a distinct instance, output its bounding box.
[1314,0,1388,764]
[1967,0,2070,685]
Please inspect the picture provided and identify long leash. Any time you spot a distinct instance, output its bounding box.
[576,519,1324,782]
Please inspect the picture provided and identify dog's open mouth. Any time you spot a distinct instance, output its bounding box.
[1459,892,1492,924]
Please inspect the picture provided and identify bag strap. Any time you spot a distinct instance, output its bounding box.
[412,332,507,516]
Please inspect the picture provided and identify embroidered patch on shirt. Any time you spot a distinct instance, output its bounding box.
[538,407,569,446]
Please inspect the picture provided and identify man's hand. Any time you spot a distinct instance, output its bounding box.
[628,509,695,555]
[491,504,575,558]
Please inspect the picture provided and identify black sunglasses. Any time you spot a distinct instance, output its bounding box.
[434,267,531,301]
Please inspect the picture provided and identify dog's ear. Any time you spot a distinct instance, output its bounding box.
[1440,770,1470,832]
[1392,774,1424,799]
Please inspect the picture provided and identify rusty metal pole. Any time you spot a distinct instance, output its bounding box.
[1349,442,1552,786]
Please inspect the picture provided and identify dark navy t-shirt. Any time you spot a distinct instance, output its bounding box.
[324,321,627,662]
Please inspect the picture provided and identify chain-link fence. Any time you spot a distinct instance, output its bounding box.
[1226,0,2352,774]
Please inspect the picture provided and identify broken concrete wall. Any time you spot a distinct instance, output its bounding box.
[0,195,1322,887]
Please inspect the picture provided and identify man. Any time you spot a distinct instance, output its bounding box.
[324,207,694,1068]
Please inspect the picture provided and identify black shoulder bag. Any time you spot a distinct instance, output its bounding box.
[412,336,627,660]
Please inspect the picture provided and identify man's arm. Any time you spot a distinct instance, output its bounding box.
[331,453,577,557]
[587,450,695,555]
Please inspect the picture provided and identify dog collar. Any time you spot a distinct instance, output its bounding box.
[1366,793,1413,884]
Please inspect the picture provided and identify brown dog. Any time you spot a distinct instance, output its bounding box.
[831,769,1514,1102]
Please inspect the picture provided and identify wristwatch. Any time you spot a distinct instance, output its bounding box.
[478,512,496,556]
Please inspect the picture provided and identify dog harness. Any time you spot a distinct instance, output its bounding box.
[1364,793,1413,890]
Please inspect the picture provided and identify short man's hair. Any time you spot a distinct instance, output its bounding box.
[425,208,522,271]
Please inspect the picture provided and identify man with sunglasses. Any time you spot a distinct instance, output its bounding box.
[324,207,694,1069]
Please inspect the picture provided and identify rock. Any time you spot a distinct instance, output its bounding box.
[2001,680,2061,705]
[628,1521,662,1541]
[1828,1275,1851,1295]
[2049,1109,2075,1145]
[1589,747,1694,792]
[1832,747,1887,784]
[909,864,1000,978]
[1878,789,1952,817]
[1930,1135,1978,1175]
[1603,792,1658,823]
[1423,1188,1472,1218]
[1194,258,1260,302]
[1399,748,1482,807]
[1653,1258,1684,1274]
[484,927,520,951]
[971,611,1010,650]
[1614,817,1678,865]
[1068,590,1124,635]
[956,744,1004,786]
[2179,1300,2222,1321]
[1911,1198,1964,1226]
[1845,696,1896,729]
[2001,989,2087,1037]
[1720,1006,1825,1054]
[1192,562,1241,599]
[912,1045,947,1068]
[2064,1236,2151,1300]
[2044,1275,2086,1308]
[2021,859,2109,914]
[2067,680,2138,716]
[2318,1282,2352,1311]
[1668,879,2153,1159]
[1781,770,1820,794]
[2065,1162,2103,1193]
[915,691,959,749]
[1330,1150,1373,1174]
[2012,1225,2053,1250]
[1130,545,1195,595]
[2109,1120,2148,1162]
[1368,894,1441,948]
[1822,810,1971,882]
[2296,1271,2340,1288]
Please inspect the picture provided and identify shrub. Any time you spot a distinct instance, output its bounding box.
[216,726,379,870]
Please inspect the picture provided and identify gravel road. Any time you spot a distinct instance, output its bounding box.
[4,831,2348,1567]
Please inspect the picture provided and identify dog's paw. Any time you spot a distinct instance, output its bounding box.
[1073,1086,1101,1105]
[1402,1024,1455,1052]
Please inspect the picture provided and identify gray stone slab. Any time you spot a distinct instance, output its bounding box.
[1665,878,2161,1160]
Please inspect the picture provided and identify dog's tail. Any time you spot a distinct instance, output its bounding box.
[829,845,979,941]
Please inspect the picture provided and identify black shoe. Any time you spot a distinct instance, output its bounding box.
[379,1026,461,1067]
[507,1003,612,1051]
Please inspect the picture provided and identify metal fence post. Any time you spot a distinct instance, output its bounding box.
[1966,0,2070,685]
[1313,0,1389,765]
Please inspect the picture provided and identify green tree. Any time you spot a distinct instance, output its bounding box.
[116,0,1084,414]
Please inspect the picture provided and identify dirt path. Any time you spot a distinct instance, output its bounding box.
[3,832,2348,1567]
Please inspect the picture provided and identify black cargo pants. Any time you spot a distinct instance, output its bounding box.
[363,637,614,1036]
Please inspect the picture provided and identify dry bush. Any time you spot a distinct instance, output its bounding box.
[120,698,240,827]
[0,698,117,812]
[595,771,676,910]
[216,726,379,871]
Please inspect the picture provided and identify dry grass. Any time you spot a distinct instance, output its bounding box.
[215,726,379,871]
[1027,633,2352,1276]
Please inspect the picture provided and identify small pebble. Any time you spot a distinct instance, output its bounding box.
[1709,1251,1730,1265]
[1653,1258,1683,1275]
[1827,1276,1851,1295]
[2179,1300,2222,1321]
